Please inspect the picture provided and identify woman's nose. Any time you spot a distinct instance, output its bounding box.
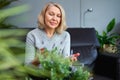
[52,16,57,20]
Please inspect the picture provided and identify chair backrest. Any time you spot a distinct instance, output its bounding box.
[67,28,100,66]
[67,28,100,47]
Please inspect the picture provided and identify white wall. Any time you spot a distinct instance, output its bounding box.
[6,0,120,34]
[6,0,80,28]
[81,0,120,34]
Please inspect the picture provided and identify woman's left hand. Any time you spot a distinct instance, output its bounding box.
[70,53,80,62]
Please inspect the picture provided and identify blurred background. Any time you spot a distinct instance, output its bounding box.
[0,0,120,79]
[2,0,120,34]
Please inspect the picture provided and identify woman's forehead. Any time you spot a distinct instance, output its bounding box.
[46,5,61,14]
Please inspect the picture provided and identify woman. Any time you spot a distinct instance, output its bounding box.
[25,2,78,66]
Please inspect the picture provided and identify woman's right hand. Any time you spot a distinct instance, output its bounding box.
[31,48,45,66]
[31,56,40,66]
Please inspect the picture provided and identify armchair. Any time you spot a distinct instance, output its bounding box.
[66,28,100,70]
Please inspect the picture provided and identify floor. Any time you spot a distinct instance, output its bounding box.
[93,75,114,80]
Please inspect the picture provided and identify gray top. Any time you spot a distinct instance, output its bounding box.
[25,28,70,64]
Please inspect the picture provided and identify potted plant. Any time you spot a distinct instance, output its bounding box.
[96,18,120,53]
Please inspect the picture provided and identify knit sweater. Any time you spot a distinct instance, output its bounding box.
[25,28,71,64]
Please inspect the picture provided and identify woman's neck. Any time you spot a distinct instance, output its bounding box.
[44,28,55,38]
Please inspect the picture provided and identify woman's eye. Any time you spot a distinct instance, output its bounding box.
[49,13,54,16]
[57,15,61,18]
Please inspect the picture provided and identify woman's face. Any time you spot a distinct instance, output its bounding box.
[44,6,61,29]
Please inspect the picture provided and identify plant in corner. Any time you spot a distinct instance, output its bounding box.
[96,18,120,53]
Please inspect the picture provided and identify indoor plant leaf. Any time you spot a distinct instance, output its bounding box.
[106,18,115,33]
[0,4,30,23]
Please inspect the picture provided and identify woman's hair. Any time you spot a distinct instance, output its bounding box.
[37,2,67,34]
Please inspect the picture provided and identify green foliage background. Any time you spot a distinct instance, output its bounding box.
[0,29,29,80]
[0,0,29,28]
[0,0,30,79]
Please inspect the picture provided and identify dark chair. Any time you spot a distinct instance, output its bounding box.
[94,52,120,80]
[67,28,100,70]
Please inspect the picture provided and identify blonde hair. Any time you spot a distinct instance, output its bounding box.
[37,2,67,34]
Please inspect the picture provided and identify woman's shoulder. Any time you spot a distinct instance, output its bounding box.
[27,28,42,34]
[63,30,70,35]
[60,30,70,37]
[26,28,43,38]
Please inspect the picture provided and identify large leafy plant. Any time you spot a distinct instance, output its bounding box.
[0,1,30,79]
[96,18,120,53]
[25,48,90,80]
[0,29,28,80]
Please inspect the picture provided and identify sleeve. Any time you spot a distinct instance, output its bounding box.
[63,32,71,57]
[25,32,36,65]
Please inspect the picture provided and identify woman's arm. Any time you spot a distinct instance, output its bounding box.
[25,32,36,65]
[63,32,71,57]
[63,32,80,62]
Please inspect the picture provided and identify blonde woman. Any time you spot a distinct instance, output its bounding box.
[25,2,78,66]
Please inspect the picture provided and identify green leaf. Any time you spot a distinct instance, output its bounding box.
[0,4,30,23]
[106,18,115,33]
[0,29,28,37]
[0,0,18,9]
[102,31,107,36]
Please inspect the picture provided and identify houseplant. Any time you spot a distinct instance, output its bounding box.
[25,48,90,80]
[96,18,120,53]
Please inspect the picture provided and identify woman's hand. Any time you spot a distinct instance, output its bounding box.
[31,56,40,66]
[31,48,45,66]
[70,53,80,62]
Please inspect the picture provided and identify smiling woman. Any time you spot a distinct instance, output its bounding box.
[38,2,66,34]
[44,5,61,30]
[25,2,78,67]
